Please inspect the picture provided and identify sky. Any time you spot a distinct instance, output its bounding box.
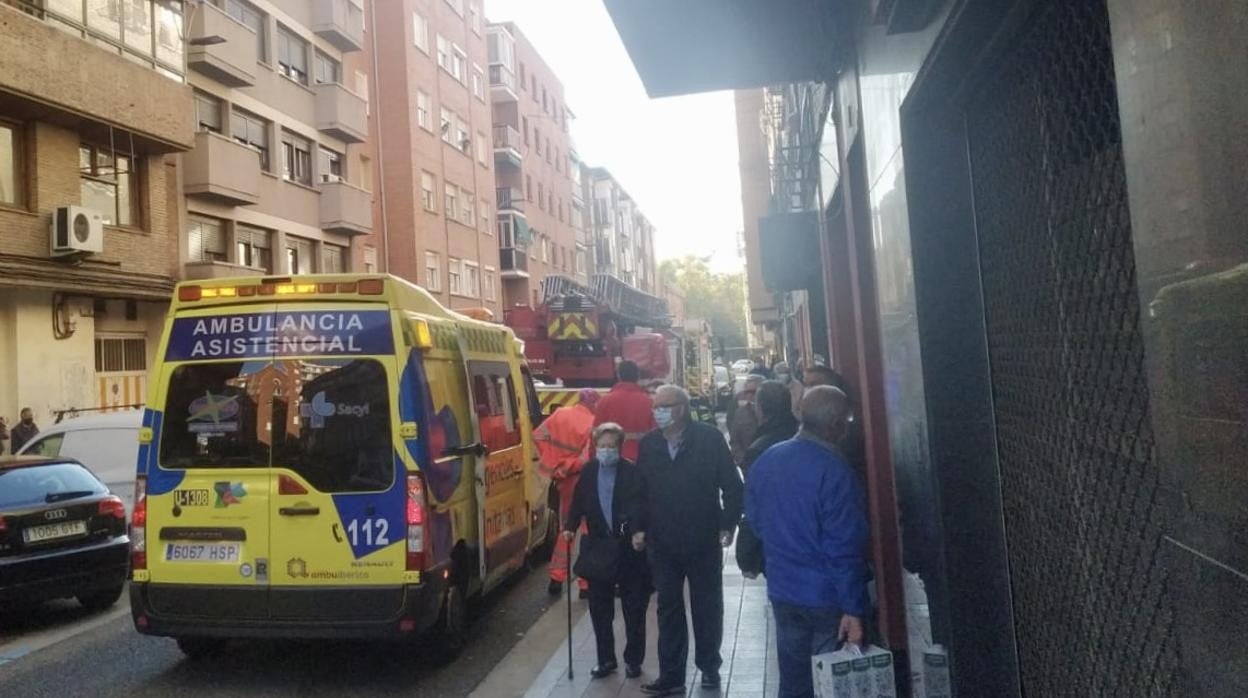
[485,0,744,272]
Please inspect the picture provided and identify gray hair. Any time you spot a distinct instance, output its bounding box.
[799,385,851,433]
[592,422,625,447]
[653,384,690,406]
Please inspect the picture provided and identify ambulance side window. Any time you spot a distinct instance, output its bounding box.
[520,366,544,426]
[468,361,520,452]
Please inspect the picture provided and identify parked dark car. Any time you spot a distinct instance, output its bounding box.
[0,456,129,612]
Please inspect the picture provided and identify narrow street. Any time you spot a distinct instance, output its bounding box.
[0,568,567,697]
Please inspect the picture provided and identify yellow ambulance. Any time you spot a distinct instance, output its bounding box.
[128,274,557,660]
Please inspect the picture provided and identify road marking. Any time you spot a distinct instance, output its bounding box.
[0,605,129,670]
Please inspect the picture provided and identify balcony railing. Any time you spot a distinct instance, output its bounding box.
[496,187,524,211]
[489,64,517,93]
[493,125,522,151]
[500,248,529,276]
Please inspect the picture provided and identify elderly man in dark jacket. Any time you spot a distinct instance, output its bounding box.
[637,384,743,696]
[735,380,799,577]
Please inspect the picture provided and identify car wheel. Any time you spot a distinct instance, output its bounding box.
[176,637,226,659]
[77,583,124,612]
[426,582,468,664]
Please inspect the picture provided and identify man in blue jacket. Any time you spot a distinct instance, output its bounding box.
[746,385,870,698]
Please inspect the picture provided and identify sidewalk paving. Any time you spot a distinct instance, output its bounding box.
[497,549,781,698]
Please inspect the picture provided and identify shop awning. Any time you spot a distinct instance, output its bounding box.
[0,254,174,300]
[602,0,842,98]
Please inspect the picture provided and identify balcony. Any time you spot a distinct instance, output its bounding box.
[489,64,518,101]
[315,82,368,144]
[496,187,525,213]
[0,3,192,153]
[311,0,364,52]
[500,248,529,279]
[319,179,372,236]
[187,1,257,87]
[183,131,261,206]
[493,125,523,167]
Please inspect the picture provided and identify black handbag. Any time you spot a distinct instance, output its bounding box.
[574,535,620,582]
[735,521,765,576]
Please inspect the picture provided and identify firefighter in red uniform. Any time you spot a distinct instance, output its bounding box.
[536,388,599,596]
[594,361,658,463]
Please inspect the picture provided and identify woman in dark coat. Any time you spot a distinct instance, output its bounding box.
[563,422,652,680]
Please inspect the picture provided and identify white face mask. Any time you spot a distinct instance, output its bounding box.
[653,407,674,429]
[596,447,619,465]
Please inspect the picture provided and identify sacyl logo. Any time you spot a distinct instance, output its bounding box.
[299,391,369,428]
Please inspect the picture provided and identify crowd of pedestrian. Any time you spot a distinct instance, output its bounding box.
[543,357,871,698]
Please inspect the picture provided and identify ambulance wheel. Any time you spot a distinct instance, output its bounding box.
[176,637,225,659]
[427,583,468,664]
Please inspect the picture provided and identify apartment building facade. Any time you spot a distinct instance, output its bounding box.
[372,0,499,315]
[486,21,579,309]
[0,0,192,424]
[181,0,373,287]
[588,167,658,295]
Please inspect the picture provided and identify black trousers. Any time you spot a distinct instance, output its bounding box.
[649,545,723,683]
[587,557,651,666]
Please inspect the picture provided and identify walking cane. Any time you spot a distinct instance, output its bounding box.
[566,534,575,681]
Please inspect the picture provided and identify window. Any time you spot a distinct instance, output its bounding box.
[286,236,314,274]
[530,75,537,97]
[424,251,441,291]
[518,62,526,88]
[538,182,544,211]
[313,51,340,84]
[464,261,480,298]
[356,69,370,115]
[455,117,470,153]
[558,197,564,222]
[364,247,377,273]
[525,175,532,200]
[440,107,453,144]
[535,129,541,156]
[40,0,185,77]
[468,361,520,450]
[231,108,270,169]
[541,236,550,263]
[79,144,136,227]
[276,25,308,84]
[480,199,490,235]
[0,122,21,206]
[498,216,517,247]
[416,91,431,131]
[412,11,429,53]
[542,87,548,113]
[576,248,587,274]
[421,171,437,211]
[214,0,265,60]
[470,2,482,34]
[159,359,394,495]
[472,65,485,101]
[322,243,346,273]
[193,92,222,133]
[461,190,475,227]
[235,224,272,271]
[93,335,146,374]
[448,256,463,295]
[319,148,344,182]
[522,117,530,145]
[445,0,464,17]
[436,34,451,73]
[476,131,488,164]
[444,183,459,221]
[187,215,226,263]
[281,130,312,185]
[483,267,496,301]
[450,46,467,83]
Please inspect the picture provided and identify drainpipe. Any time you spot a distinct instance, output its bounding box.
[368,0,390,272]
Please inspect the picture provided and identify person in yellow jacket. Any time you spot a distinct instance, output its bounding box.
[536,388,600,596]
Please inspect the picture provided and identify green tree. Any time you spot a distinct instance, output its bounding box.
[660,255,747,351]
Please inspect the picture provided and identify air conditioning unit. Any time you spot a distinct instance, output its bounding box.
[321,174,343,183]
[49,206,104,257]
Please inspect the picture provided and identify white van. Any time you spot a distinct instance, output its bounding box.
[18,411,142,512]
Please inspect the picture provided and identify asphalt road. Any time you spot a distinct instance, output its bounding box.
[0,564,563,697]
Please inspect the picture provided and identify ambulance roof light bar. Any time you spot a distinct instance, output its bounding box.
[177,278,385,302]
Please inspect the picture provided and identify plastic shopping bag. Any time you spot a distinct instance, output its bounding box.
[813,645,896,698]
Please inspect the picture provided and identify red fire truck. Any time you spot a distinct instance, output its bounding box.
[504,275,677,414]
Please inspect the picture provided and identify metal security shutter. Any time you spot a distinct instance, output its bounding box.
[965,1,1176,695]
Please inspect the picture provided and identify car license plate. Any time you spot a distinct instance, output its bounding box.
[164,542,241,563]
[22,520,88,544]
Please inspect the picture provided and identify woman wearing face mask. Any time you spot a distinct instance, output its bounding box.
[563,422,652,681]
